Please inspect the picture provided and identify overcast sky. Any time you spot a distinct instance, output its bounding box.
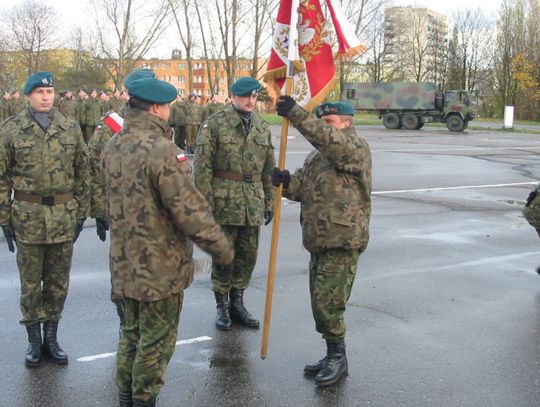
[0,0,503,59]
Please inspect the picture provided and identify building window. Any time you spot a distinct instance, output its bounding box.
[178,63,185,70]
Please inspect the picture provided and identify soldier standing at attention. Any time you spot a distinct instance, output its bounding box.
[8,89,25,117]
[184,92,202,153]
[102,77,234,407]
[109,89,123,113]
[169,94,187,148]
[0,71,89,367]
[201,94,224,122]
[272,97,372,387]
[58,90,78,120]
[83,89,103,143]
[0,90,8,121]
[76,88,87,135]
[194,77,275,331]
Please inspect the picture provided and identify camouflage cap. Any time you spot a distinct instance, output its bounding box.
[128,77,177,104]
[316,101,355,118]
[23,71,54,95]
[124,68,156,89]
[230,77,260,96]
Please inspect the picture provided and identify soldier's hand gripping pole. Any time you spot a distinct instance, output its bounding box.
[261,64,294,359]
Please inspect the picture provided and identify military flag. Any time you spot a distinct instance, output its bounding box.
[264,0,365,110]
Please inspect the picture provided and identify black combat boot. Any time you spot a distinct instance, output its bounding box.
[133,399,156,407]
[119,391,133,407]
[314,338,348,387]
[229,288,260,328]
[25,323,42,367]
[303,356,327,377]
[43,321,68,364]
[214,291,232,331]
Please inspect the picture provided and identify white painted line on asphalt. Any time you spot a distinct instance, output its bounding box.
[279,146,540,155]
[373,182,537,195]
[76,335,212,363]
[373,146,540,152]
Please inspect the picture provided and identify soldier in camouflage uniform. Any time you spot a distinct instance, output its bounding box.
[194,77,275,331]
[201,94,225,122]
[58,90,78,121]
[184,93,202,153]
[76,88,87,136]
[102,76,234,407]
[272,97,372,387]
[83,89,103,143]
[0,90,10,121]
[0,71,89,368]
[169,95,186,148]
[7,90,25,117]
[108,89,124,113]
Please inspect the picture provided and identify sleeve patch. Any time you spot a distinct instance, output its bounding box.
[176,153,188,162]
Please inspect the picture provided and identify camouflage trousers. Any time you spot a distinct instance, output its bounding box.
[212,225,259,293]
[84,125,95,144]
[16,241,73,325]
[174,125,186,149]
[116,292,183,402]
[185,125,199,149]
[309,249,359,341]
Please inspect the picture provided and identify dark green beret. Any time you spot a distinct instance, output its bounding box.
[316,102,355,118]
[124,68,156,89]
[23,71,54,95]
[128,78,177,104]
[230,77,260,96]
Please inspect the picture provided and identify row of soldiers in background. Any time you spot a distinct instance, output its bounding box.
[0,90,25,121]
[169,92,229,153]
[56,88,128,143]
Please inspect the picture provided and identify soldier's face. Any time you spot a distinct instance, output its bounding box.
[232,94,257,112]
[322,115,351,130]
[28,87,55,112]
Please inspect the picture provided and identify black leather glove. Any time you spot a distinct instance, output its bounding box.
[271,167,291,189]
[96,218,109,242]
[74,219,85,242]
[1,224,15,252]
[215,263,234,280]
[264,211,274,225]
[276,95,296,117]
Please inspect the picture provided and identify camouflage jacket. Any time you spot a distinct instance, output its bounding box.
[169,101,186,127]
[102,109,234,301]
[194,105,275,226]
[0,108,89,244]
[283,105,372,253]
[7,98,25,117]
[88,123,115,219]
[184,100,202,126]
[202,102,225,122]
[108,97,124,114]
[84,98,103,126]
[77,98,86,126]
[523,183,540,237]
[58,98,78,120]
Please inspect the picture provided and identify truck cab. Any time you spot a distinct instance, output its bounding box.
[443,91,477,131]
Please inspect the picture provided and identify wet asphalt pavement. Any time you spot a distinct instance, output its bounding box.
[0,125,539,406]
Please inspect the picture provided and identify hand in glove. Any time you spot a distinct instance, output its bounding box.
[215,263,234,280]
[96,218,109,242]
[264,211,274,226]
[276,95,296,117]
[1,224,16,252]
[271,167,291,189]
[74,219,85,242]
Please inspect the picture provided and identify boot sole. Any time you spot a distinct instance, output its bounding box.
[25,359,41,367]
[215,324,232,331]
[42,346,69,365]
[230,314,260,328]
[315,370,348,387]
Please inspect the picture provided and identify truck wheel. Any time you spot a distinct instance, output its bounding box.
[383,113,400,129]
[446,115,465,132]
[402,113,419,130]
[416,118,425,129]
[463,120,469,130]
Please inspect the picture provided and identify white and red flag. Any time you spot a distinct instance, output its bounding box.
[264,0,366,110]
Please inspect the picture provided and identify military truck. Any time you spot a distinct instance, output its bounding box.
[342,82,476,132]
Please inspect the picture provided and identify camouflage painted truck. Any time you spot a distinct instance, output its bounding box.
[342,82,476,132]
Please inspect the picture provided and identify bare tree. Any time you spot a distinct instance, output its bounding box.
[247,0,277,79]
[7,0,58,76]
[169,0,195,94]
[91,0,172,89]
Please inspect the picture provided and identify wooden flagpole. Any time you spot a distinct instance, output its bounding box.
[261,62,294,359]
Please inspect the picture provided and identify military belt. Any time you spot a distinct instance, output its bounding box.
[213,170,261,182]
[14,191,74,206]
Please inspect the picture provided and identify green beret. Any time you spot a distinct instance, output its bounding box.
[128,78,177,104]
[23,71,54,95]
[230,77,260,96]
[316,102,355,118]
[124,68,156,89]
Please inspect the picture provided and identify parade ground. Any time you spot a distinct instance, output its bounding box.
[0,124,538,406]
